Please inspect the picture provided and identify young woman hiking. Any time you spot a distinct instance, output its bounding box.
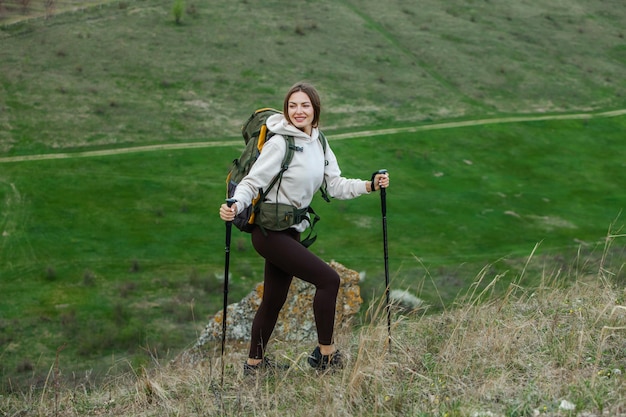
[219,82,390,373]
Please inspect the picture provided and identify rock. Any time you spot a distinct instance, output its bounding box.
[389,288,424,313]
[559,400,576,411]
[189,260,362,356]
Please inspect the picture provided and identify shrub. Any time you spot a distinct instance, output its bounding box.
[44,266,57,281]
[172,0,184,24]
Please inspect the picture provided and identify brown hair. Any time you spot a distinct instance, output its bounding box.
[282,82,321,128]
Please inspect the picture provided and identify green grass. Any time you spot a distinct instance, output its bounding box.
[1,115,625,392]
[0,0,625,407]
[2,0,626,155]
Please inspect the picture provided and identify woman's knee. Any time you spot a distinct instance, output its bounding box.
[320,269,341,292]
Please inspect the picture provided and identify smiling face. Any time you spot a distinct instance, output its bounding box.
[287,91,315,135]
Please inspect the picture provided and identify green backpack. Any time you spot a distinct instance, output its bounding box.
[226,108,329,247]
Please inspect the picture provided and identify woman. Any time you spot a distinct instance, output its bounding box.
[219,82,390,373]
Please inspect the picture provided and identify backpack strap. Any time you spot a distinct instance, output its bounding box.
[259,135,295,198]
[318,132,331,203]
[255,135,296,236]
[299,206,322,248]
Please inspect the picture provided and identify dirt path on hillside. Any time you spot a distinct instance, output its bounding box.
[1,109,625,164]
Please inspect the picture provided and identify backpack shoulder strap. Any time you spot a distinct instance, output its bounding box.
[319,131,328,154]
[282,135,296,169]
[258,135,295,200]
[318,132,331,203]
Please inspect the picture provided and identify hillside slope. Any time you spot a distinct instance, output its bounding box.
[1,0,625,154]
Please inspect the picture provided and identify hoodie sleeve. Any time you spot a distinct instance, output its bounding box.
[324,143,369,200]
[231,137,286,214]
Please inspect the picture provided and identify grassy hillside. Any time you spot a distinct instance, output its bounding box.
[0,0,625,411]
[1,0,625,155]
[2,261,625,416]
[1,112,624,400]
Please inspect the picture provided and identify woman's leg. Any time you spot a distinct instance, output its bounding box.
[249,227,340,359]
[248,258,293,359]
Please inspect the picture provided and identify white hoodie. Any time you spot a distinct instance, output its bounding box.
[232,113,369,232]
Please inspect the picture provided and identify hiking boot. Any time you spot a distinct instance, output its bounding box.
[243,357,288,376]
[307,346,344,371]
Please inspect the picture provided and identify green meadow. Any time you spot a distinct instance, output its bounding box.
[1,0,625,414]
[2,113,624,394]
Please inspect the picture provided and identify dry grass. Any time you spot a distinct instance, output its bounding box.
[2,242,624,417]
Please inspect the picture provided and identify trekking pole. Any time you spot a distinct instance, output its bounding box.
[221,198,236,385]
[376,169,391,345]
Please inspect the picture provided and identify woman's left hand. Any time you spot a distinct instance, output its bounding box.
[373,172,390,191]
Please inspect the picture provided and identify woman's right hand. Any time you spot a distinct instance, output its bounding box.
[219,203,237,222]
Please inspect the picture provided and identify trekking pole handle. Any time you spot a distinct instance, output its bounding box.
[225,198,236,222]
[376,168,389,212]
[371,169,388,192]
[224,199,236,250]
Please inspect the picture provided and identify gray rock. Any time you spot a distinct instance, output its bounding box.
[182,261,362,362]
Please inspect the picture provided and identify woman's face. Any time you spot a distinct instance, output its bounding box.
[287,91,314,135]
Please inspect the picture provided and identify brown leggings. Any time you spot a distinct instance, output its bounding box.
[248,226,340,359]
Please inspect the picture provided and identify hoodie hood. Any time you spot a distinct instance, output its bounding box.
[266,113,319,142]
